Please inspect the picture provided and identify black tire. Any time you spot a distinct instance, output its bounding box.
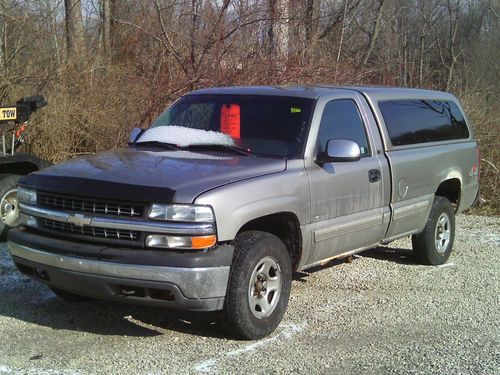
[49,287,93,302]
[0,174,20,241]
[412,196,455,265]
[224,231,292,340]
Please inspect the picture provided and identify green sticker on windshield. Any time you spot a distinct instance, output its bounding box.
[290,107,301,113]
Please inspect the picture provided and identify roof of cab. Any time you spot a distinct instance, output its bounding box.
[186,85,455,101]
[186,85,327,99]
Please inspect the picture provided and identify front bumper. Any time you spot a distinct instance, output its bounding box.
[8,229,233,311]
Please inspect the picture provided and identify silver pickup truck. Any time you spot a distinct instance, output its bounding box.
[8,86,479,339]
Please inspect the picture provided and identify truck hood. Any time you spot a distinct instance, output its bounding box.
[20,147,286,203]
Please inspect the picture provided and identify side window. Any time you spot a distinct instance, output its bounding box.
[317,99,371,157]
[378,100,470,146]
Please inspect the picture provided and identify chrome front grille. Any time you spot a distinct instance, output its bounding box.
[21,193,215,247]
[41,218,139,241]
[37,192,144,217]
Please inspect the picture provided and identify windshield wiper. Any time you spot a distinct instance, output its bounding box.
[130,140,178,150]
[182,144,254,156]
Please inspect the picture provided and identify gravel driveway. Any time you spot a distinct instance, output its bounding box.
[0,215,499,374]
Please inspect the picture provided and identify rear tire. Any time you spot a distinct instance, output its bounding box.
[412,196,455,265]
[0,174,20,241]
[50,287,93,302]
[224,231,292,340]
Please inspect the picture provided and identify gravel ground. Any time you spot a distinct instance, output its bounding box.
[0,215,499,374]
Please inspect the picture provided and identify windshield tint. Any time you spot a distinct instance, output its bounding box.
[144,94,315,158]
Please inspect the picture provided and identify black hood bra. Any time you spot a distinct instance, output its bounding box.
[20,147,286,203]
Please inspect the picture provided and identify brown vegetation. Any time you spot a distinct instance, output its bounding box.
[0,0,498,214]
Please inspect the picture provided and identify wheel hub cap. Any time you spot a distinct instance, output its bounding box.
[248,256,282,319]
[434,213,451,254]
[1,189,20,227]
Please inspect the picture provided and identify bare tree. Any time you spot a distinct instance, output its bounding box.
[304,0,316,45]
[267,0,290,58]
[64,0,86,62]
[101,0,113,63]
[362,0,385,66]
[443,0,461,90]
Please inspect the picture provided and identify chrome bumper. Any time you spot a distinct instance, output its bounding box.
[8,241,230,299]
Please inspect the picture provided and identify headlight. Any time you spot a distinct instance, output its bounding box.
[148,204,214,222]
[17,186,37,204]
[145,234,217,249]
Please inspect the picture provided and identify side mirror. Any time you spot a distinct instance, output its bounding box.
[316,139,361,164]
[128,127,144,144]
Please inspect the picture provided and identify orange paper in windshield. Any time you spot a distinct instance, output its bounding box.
[221,104,241,139]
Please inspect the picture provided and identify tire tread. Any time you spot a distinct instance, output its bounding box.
[224,231,291,340]
[412,196,455,265]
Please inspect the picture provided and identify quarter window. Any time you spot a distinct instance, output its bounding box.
[317,99,371,157]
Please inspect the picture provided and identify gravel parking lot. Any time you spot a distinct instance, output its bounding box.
[0,215,499,374]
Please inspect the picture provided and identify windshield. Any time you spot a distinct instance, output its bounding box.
[137,94,315,158]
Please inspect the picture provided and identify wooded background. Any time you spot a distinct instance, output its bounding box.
[0,0,498,213]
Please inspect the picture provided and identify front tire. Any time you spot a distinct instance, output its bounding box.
[0,174,21,241]
[412,196,455,265]
[224,231,292,340]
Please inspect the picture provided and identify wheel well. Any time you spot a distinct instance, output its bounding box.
[0,162,39,176]
[436,178,461,209]
[237,212,302,271]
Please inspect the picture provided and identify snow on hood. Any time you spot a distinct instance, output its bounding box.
[136,126,235,147]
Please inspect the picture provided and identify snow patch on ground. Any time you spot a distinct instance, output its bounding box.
[194,321,307,373]
[0,364,83,375]
[0,246,23,289]
[436,262,455,270]
[465,231,500,246]
[137,126,234,147]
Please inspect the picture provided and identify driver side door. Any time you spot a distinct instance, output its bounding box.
[306,95,389,264]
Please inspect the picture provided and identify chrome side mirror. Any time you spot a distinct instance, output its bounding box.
[128,127,144,144]
[316,139,361,164]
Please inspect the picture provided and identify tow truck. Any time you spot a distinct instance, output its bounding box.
[0,96,50,240]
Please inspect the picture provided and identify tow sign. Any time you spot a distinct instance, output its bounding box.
[0,107,17,121]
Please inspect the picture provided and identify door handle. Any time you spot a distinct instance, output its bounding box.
[368,169,381,183]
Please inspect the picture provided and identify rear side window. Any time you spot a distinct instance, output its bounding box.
[318,99,371,157]
[379,100,469,146]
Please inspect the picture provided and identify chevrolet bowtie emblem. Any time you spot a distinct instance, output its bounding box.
[67,213,92,227]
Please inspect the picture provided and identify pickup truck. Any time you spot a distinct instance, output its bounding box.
[8,86,480,339]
